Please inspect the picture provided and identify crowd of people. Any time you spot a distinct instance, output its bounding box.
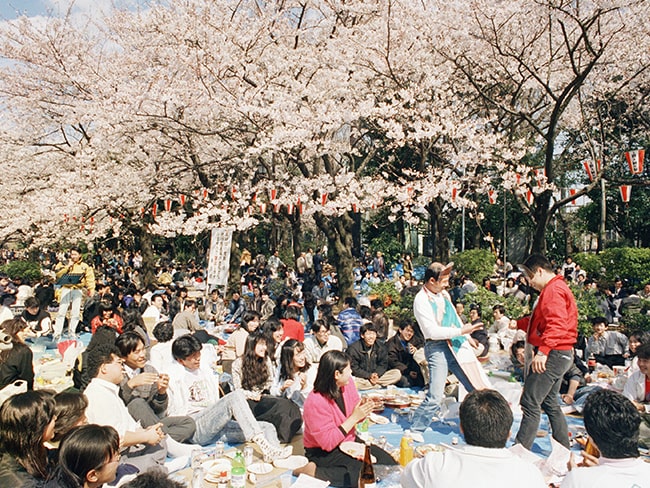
[0,246,649,487]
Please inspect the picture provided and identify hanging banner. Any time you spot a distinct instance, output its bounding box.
[619,185,631,203]
[625,150,645,175]
[207,227,234,287]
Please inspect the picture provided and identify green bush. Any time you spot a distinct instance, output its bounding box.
[621,311,650,335]
[1,260,42,282]
[570,285,603,337]
[575,248,650,286]
[450,249,496,283]
[573,252,603,280]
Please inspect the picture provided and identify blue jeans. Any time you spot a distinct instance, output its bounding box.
[411,340,475,432]
[516,349,573,449]
[191,390,279,446]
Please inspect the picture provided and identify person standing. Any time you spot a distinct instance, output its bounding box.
[515,254,577,449]
[54,247,96,338]
[410,262,489,432]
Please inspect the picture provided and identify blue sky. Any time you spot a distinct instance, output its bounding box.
[0,0,49,19]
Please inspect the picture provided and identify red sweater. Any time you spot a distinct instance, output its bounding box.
[517,275,578,355]
[281,318,304,342]
[303,382,359,452]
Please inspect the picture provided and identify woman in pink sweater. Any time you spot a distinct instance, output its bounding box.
[296,350,396,487]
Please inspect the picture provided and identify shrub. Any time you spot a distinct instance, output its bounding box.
[570,285,604,337]
[1,260,42,282]
[450,249,496,284]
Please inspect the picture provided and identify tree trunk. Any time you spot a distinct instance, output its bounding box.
[428,199,450,262]
[132,225,156,287]
[229,232,243,295]
[290,214,302,265]
[530,193,552,255]
[313,212,355,300]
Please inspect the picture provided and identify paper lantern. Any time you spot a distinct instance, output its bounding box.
[625,150,645,175]
[619,185,631,203]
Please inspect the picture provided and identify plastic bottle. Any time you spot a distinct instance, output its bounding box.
[191,467,204,488]
[231,451,246,488]
[399,430,414,466]
[358,440,376,488]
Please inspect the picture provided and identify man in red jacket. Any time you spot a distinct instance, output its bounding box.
[516,254,577,450]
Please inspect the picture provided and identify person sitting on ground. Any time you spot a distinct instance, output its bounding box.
[261,318,285,364]
[200,288,226,324]
[280,305,305,342]
[386,321,425,388]
[509,340,526,382]
[468,305,489,358]
[232,333,303,443]
[116,332,196,443]
[559,359,601,414]
[587,316,628,368]
[141,293,168,324]
[50,391,89,449]
[171,299,201,337]
[22,296,55,346]
[72,326,119,391]
[402,389,547,488]
[90,302,124,335]
[347,323,401,390]
[221,311,260,372]
[304,319,343,364]
[295,350,397,487]
[0,390,56,486]
[224,292,246,324]
[337,297,363,346]
[0,318,35,391]
[83,343,172,472]
[626,331,650,377]
[149,321,174,373]
[166,334,292,461]
[272,339,316,408]
[562,389,650,487]
[623,343,650,413]
[488,304,517,351]
[45,424,122,488]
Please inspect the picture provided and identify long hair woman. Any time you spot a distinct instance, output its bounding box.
[0,390,56,485]
[46,424,120,488]
[0,318,35,390]
[231,332,302,443]
[296,350,396,487]
[272,339,315,408]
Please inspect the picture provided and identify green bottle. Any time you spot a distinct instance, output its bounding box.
[231,451,246,488]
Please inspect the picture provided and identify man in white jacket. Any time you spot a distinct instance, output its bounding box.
[402,389,546,488]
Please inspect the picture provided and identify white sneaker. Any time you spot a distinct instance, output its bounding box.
[252,434,293,462]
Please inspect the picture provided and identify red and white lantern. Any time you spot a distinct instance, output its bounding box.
[451,183,458,201]
[526,190,534,205]
[287,203,294,215]
[164,199,172,212]
[569,188,577,204]
[321,193,328,206]
[151,203,158,218]
[179,194,186,206]
[259,203,267,214]
[351,203,358,213]
[202,189,209,200]
[488,190,497,204]
[297,198,303,214]
[269,189,277,201]
[620,185,632,203]
[625,150,645,175]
